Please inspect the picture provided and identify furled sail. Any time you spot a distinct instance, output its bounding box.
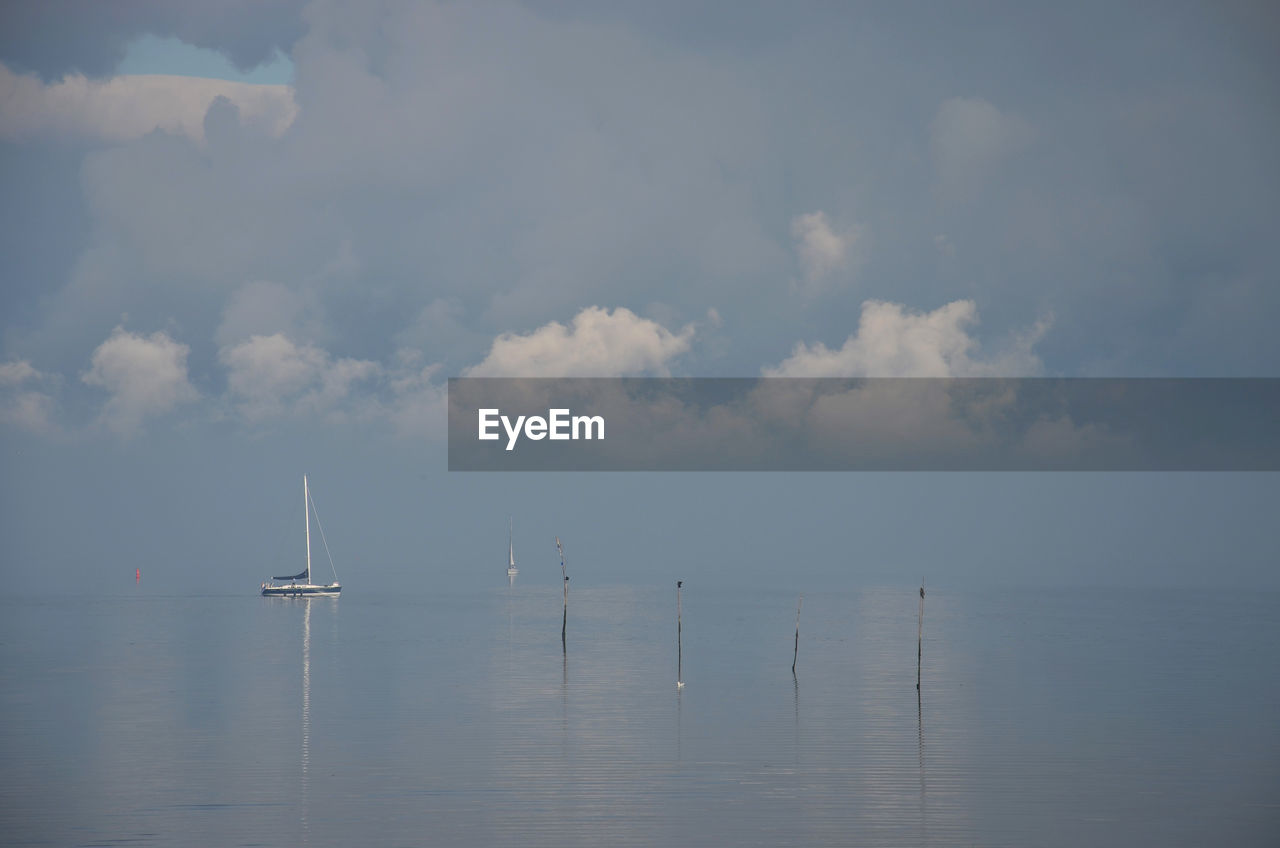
[273,568,309,581]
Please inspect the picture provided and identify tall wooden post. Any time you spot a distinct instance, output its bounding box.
[792,594,804,674]
[677,580,684,688]
[917,582,925,691]
[557,536,567,651]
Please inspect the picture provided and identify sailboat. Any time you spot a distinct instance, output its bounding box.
[506,517,518,579]
[261,475,342,597]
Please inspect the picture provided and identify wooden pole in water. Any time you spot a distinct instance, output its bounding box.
[677,580,684,688]
[792,594,804,675]
[557,536,567,651]
[917,581,925,690]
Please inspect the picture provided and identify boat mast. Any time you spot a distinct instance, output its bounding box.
[304,474,312,585]
[508,516,514,567]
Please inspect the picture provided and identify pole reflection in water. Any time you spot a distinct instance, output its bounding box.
[793,672,800,768]
[560,650,569,765]
[676,683,683,763]
[506,582,513,677]
[917,687,926,845]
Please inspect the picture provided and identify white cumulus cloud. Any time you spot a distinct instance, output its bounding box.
[219,333,379,422]
[464,306,694,377]
[764,299,1048,377]
[81,327,198,435]
[0,360,43,386]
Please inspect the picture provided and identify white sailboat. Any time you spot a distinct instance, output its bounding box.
[507,517,518,579]
[261,475,342,597]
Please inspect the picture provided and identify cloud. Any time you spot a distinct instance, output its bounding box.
[464,306,695,377]
[215,280,324,348]
[11,0,787,368]
[1014,413,1131,464]
[790,211,862,297]
[7,299,1051,440]
[930,96,1034,192]
[381,349,447,439]
[219,333,379,422]
[52,307,694,437]
[5,0,1279,403]
[0,360,58,434]
[81,327,198,435]
[0,0,308,80]
[0,63,297,144]
[0,360,43,386]
[221,305,695,434]
[0,390,57,434]
[392,297,481,364]
[764,299,1048,377]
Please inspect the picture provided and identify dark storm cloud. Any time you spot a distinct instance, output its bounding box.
[0,0,307,79]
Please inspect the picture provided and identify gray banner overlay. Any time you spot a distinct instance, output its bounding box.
[448,378,1280,471]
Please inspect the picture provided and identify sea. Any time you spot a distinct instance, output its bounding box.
[1,583,1277,847]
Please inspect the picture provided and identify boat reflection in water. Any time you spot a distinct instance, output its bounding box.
[506,516,518,584]
[301,600,311,843]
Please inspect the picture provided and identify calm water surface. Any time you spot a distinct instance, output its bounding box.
[2,584,1277,846]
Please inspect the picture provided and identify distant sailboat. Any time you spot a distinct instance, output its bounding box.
[261,475,342,597]
[507,517,518,579]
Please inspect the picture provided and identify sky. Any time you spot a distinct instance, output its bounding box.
[1,1,1277,593]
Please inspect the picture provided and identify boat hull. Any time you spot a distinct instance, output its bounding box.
[261,583,341,597]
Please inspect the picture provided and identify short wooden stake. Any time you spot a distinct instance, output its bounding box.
[917,581,925,691]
